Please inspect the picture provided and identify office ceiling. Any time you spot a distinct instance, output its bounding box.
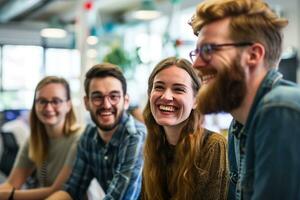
[0,0,288,27]
[0,0,162,25]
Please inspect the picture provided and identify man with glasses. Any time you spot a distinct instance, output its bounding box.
[189,0,300,200]
[47,63,146,200]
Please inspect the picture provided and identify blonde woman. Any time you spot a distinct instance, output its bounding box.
[0,76,82,200]
[142,57,228,200]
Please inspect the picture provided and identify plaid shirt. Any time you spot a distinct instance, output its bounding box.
[228,120,246,200]
[64,113,146,200]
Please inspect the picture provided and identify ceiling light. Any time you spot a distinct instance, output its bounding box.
[40,28,67,38]
[87,35,98,45]
[40,17,67,38]
[127,0,161,21]
[86,27,98,45]
[130,10,161,20]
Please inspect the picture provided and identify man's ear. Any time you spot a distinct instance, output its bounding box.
[246,43,265,68]
[83,96,90,110]
[124,94,130,110]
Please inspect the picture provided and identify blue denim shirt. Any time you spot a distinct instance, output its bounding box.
[228,69,300,200]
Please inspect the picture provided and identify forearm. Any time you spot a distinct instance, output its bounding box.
[0,186,59,200]
[46,190,72,200]
[0,182,13,190]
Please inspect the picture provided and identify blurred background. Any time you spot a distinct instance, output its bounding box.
[0,0,299,133]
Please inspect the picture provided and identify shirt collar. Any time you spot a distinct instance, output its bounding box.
[108,112,129,147]
[244,69,282,130]
[92,112,129,147]
[231,119,244,139]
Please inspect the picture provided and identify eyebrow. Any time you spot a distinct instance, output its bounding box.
[154,81,188,88]
[174,82,187,86]
[153,81,164,85]
[91,90,121,95]
[35,96,65,100]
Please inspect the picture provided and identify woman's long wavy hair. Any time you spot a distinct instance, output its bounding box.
[143,57,206,200]
[29,76,80,167]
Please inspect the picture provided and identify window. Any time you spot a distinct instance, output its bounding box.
[0,45,81,110]
[2,45,43,90]
[45,48,80,78]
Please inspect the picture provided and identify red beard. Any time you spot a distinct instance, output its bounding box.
[196,55,247,114]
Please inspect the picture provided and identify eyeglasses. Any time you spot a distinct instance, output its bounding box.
[189,42,253,63]
[35,98,66,108]
[91,92,121,106]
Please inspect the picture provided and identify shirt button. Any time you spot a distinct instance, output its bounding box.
[104,156,108,160]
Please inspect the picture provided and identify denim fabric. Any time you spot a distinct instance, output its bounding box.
[228,69,300,200]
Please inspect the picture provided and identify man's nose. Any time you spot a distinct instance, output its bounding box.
[102,96,112,108]
[192,54,207,70]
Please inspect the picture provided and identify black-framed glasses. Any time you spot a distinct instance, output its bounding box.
[91,92,121,106]
[189,42,253,63]
[35,98,66,108]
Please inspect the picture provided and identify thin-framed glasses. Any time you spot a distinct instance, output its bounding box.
[35,98,66,108]
[91,92,121,106]
[189,42,253,63]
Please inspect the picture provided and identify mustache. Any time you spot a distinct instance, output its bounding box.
[96,108,116,115]
[196,55,246,114]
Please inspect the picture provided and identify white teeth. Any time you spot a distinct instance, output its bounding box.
[100,111,112,116]
[202,74,215,82]
[159,105,175,112]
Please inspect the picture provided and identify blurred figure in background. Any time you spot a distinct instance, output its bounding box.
[0,76,82,200]
[1,109,30,148]
[128,104,144,123]
[0,110,30,180]
[142,57,228,200]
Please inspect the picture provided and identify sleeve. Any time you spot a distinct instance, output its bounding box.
[203,134,229,200]
[13,139,34,169]
[104,132,144,200]
[63,135,93,200]
[251,106,300,200]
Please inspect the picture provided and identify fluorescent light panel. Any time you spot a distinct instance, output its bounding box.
[40,28,67,38]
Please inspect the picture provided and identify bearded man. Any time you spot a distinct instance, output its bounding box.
[47,63,146,200]
[189,0,300,199]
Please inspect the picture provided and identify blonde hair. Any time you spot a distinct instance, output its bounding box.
[190,0,288,68]
[29,76,79,167]
[143,57,207,200]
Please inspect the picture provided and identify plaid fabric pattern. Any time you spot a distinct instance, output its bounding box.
[64,113,146,200]
[229,120,246,200]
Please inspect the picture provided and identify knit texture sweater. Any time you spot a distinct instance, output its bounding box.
[194,131,229,200]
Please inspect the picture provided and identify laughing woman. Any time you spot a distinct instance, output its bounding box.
[142,57,228,200]
[0,76,82,200]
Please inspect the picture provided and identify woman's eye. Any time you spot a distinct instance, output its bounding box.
[174,88,185,93]
[154,85,164,90]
